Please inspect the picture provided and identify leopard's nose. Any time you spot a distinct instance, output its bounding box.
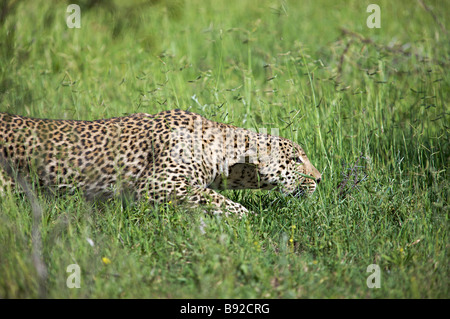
[316,177,321,184]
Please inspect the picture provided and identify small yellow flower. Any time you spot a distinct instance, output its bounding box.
[289,238,294,243]
[102,257,111,265]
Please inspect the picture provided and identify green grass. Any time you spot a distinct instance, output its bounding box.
[0,0,448,298]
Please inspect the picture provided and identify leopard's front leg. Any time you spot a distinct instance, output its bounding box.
[184,186,249,216]
[137,177,249,216]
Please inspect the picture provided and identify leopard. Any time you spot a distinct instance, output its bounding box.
[0,109,321,215]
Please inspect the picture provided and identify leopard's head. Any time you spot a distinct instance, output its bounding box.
[257,136,321,197]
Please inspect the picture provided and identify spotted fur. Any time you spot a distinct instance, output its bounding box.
[0,109,321,215]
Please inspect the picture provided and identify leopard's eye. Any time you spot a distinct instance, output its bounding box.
[293,157,303,164]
